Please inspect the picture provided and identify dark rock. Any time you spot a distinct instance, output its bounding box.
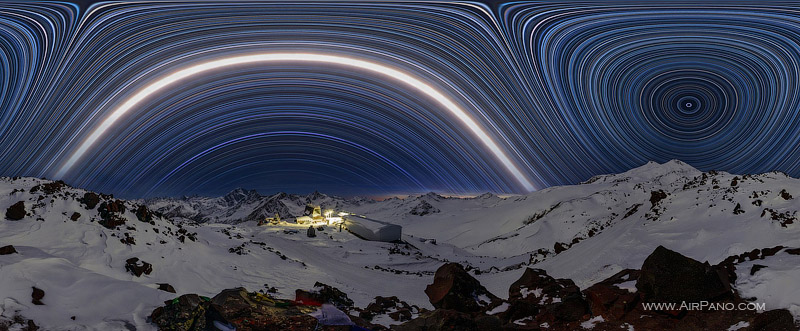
[507,268,588,324]
[392,309,491,331]
[733,203,745,215]
[70,212,81,221]
[98,200,126,229]
[0,245,17,255]
[41,181,66,195]
[553,242,568,254]
[636,246,731,304]
[150,294,209,331]
[158,283,176,293]
[749,309,796,331]
[359,296,418,323]
[5,201,26,220]
[135,205,152,223]
[80,192,100,209]
[583,269,640,320]
[649,190,668,208]
[295,282,354,309]
[31,287,44,305]
[124,257,152,277]
[26,319,38,331]
[307,226,316,238]
[786,248,800,255]
[210,287,318,330]
[424,263,501,313]
[121,233,135,245]
[750,264,767,276]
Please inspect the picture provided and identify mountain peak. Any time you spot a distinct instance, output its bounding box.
[223,188,261,204]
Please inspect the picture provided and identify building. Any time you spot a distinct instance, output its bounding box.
[258,213,281,226]
[296,204,325,224]
[343,215,402,242]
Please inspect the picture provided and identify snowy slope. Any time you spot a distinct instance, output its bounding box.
[144,160,800,317]
[0,178,472,330]
[3,160,800,329]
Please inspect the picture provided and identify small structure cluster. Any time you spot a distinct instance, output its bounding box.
[258,204,402,242]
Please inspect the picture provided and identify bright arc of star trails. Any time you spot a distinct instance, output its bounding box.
[55,53,536,192]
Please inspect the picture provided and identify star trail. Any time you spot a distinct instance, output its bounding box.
[3,1,800,198]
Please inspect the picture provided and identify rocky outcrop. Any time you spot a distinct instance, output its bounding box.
[147,244,800,330]
[358,296,420,324]
[158,283,176,293]
[409,200,439,216]
[636,245,732,304]
[5,201,26,220]
[424,263,501,313]
[583,269,639,320]
[505,268,589,326]
[31,287,45,305]
[150,287,374,331]
[98,200,126,229]
[135,205,153,223]
[80,192,100,209]
[392,246,799,330]
[0,245,17,255]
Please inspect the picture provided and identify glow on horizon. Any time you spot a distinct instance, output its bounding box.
[55,53,535,191]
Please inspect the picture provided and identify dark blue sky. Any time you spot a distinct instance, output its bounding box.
[2,1,800,198]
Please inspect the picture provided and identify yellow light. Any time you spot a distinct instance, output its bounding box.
[56,53,534,191]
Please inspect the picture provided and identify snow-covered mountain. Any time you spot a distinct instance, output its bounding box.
[2,160,800,329]
[144,189,374,224]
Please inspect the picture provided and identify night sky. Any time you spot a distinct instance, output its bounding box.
[2,1,800,198]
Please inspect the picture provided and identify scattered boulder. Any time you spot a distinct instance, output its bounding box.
[135,205,152,223]
[158,283,176,293]
[733,203,745,215]
[80,192,100,209]
[636,245,731,304]
[31,287,45,305]
[0,245,17,255]
[125,257,152,277]
[70,212,81,221]
[40,181,66,195]
[424,263,501,313]
[98,200,126,229]
[5,201,26,220]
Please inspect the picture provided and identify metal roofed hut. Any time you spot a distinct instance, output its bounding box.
[343,215,402,242]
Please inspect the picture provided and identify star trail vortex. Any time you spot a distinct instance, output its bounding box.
[3,1,800,197]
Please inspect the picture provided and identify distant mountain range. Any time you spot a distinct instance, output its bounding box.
[142,189,376,224]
